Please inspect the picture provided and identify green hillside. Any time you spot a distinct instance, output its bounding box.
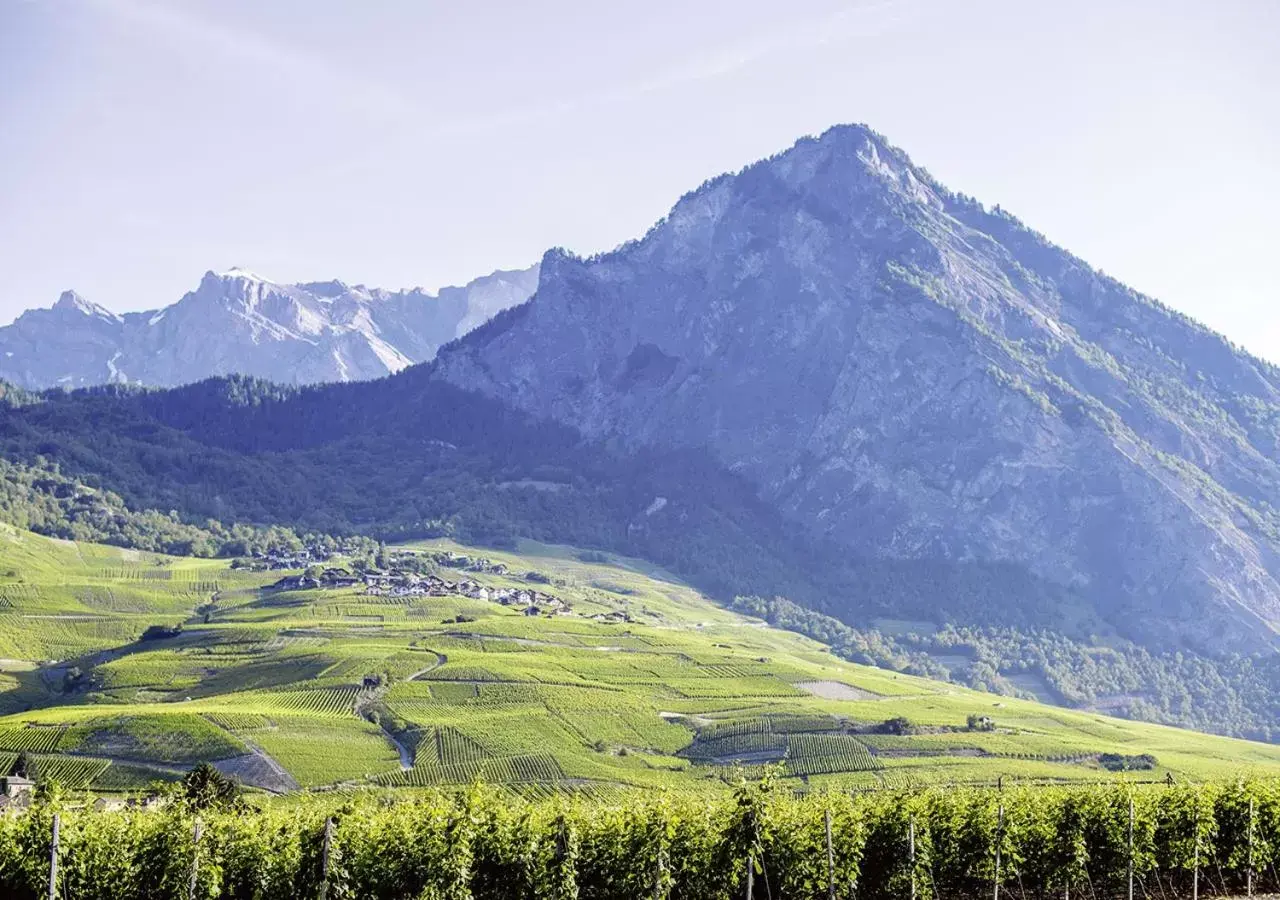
[2,525,1279,795]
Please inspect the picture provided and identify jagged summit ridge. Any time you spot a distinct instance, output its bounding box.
[434,123,1280,655]
[0,263,540,388]
[53,290,121,321]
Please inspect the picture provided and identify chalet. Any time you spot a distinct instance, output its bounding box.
[271,568,358,591]
[321,567,360,587]
[1,775,34,801]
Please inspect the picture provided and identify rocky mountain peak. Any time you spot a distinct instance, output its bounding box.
[435,124,1280,656]
[52,290,121,322]
[296,279,353,299]
[216,267,272,282]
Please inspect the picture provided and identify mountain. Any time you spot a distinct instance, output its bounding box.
[433,124,1280,656]
[0,264,539,388]
[4,123,1280,738]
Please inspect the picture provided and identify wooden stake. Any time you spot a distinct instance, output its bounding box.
[47,813,59,900]
[909,819,917,900]
[188,818,203,900]
[1249,796,1256,898]
[1193,808,1200,900]
[825,809,836,900]
[319,817,334,900]
[746,854,754,900]
[994,804,1003,900]
[1128,795,1135,900]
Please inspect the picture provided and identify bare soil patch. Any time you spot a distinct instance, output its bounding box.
[796,680,881,701]
[216,751,298,793]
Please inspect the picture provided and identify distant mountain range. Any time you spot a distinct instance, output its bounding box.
[0,265,539,388]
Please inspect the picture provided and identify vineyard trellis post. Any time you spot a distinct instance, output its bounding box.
[1248,796,1255,898]
[909,817,917,900]
[825,807,836,900]
[994,802,1004,900]
[746,853,754,900]
[1127,794,1134,900]
[319,817,334,900]
[47,812,59,900]
[188,817,204,900]
[1193,805,1200,900]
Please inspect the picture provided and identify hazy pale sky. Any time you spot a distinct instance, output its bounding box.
[2,0,1278,361]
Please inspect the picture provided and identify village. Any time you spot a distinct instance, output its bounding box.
[263,548,592,618]
[363,571,571,617]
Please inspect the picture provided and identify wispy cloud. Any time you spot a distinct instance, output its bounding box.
[85,0,415,120]
[83,0,918,180]
[415,0,919,141]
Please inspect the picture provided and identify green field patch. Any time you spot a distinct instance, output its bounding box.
[379,752,567,787]
[426,681,481,703]
[237,687,358,718]
[14,753,112,788]
[420,664,501,682]
[91,761,184,791]
[189,654,334,696]
[857,730,1104,760]
[408,725,489,767]
[784,734,880,776]
[250,717,400,786]
[93,649,218,692]
[61,714,245,763]
[665,676,805,699]
[201,712,273,732]
[0,724,65,752]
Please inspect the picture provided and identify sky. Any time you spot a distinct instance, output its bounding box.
[2,0,1278,362]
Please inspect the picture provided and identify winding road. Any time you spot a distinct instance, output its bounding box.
[354,650,447,769]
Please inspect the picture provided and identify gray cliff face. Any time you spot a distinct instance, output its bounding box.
[0,265,539,389]
[433,124,1280,654]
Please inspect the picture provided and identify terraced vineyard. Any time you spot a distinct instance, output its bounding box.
[0,724,64,752]
[6,525,1280,794]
